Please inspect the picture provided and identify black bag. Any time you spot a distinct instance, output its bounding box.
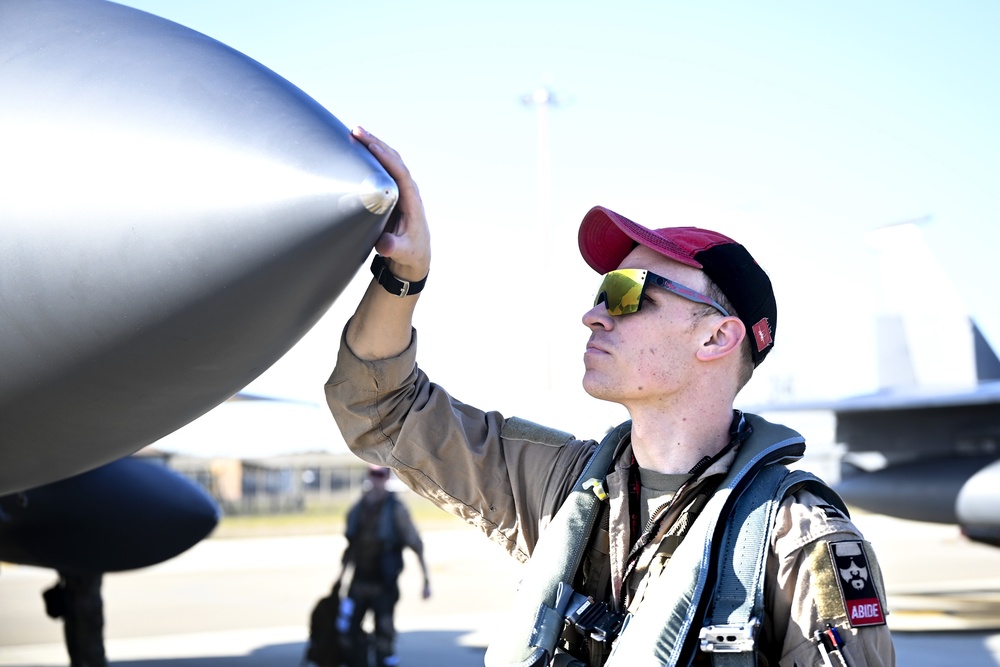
[42,582,66,619]
[303,580,346,667]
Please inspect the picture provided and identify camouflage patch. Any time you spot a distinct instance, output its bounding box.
[828,540,887,627]
[806,541,849,624]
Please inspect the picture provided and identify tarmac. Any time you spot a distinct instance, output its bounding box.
[2,511,1000,666]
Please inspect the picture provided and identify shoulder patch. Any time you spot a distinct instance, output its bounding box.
[828,540,887,628]
[500,416,574,447]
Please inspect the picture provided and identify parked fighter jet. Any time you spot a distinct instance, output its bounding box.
[0,0,396,495]
[769,221,1000,546]
[821,328,1000,546]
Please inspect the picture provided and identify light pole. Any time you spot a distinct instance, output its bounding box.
[521,85,560,243]
[521,85,562,389]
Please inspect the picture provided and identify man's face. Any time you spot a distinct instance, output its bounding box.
[368,468,389,493]
[581,246,712,406]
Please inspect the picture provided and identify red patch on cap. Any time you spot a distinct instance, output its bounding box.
[752,318,772,352]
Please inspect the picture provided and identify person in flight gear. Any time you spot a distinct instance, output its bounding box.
[340,465,431,667]
[325,127,895,666]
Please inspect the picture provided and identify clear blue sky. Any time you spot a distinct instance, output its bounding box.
[120,1,1000,449]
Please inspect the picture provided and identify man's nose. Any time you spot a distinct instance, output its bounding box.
[583,301,613,330]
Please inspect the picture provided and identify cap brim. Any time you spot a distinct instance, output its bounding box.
[578,206,703,274]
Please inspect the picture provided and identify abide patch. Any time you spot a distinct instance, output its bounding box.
[829,540,886,627]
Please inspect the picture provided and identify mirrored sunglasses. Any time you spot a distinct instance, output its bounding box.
[594,268,730,318]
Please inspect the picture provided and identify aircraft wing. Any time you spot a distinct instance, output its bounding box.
[769,379,1000,547]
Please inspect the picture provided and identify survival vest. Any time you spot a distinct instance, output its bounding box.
[485,414,848,667]
[345,492,405,584]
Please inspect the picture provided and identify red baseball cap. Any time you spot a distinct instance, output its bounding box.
[579,205,777,366]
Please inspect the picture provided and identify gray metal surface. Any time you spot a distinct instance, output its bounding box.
[0,0,396,493]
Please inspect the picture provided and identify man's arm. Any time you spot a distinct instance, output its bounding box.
[393,499,431,599]
[325,129,595,563]
[769,489,896,666]
[344,127,430,361]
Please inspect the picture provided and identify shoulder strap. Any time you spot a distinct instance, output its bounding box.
[702,469,846,667]
[484,421,630,667]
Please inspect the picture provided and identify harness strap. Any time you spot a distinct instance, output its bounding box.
[701,464,786,665]
[484,422,631,667]
[703,469,850,667]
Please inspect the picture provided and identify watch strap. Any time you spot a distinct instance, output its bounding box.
[370,254,427,297]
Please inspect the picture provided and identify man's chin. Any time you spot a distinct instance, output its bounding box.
[582,376,618,403]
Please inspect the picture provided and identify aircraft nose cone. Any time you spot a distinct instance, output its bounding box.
[0,0,398,494]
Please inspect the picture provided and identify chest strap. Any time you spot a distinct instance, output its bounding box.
[485,422,630,667]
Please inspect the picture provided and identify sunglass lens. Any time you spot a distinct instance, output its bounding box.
[596,270,645,316]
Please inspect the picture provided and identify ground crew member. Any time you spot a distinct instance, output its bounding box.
[326,127,895,666]
[341,465,431,667]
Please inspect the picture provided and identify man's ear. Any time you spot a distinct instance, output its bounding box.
[696,317,746,362]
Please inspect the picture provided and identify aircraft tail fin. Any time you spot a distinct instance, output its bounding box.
[873,313,1000,388]
[869,219,976,390]
[973,321,1000,382]
[875,314,917,390]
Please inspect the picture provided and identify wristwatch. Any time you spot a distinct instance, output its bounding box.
[370,254,427,297]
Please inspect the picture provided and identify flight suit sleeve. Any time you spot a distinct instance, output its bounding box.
[325,324,595,563]
[768,488,896,667]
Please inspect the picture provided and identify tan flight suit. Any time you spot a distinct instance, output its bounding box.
[326,328,895,666]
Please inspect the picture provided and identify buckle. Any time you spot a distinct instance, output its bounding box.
[566,596,626,644]
[698,620,757,653]
[394,276,412,298]
[370,254,426,297]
